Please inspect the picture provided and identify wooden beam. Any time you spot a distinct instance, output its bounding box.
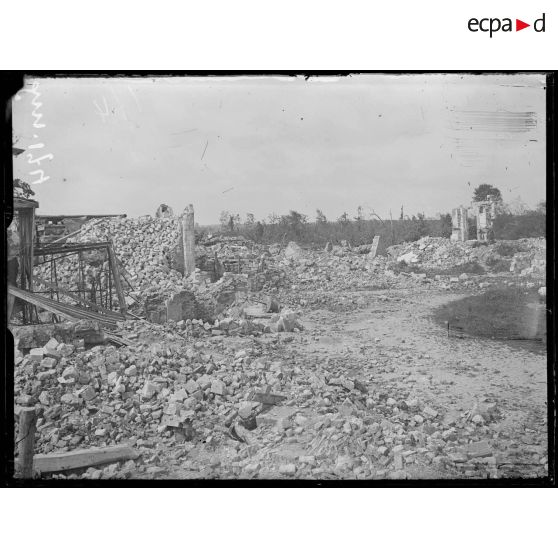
[36,214,126,220]
[34,241,113,257]
[107,241,127,315]
[114,256,136,288]
[9,286,126,334]
[42,217,104,246]
[16,407,37,479]
[33,445,139,473]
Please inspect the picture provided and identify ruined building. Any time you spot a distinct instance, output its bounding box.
[473,195,498,241]
[450,206,469,242]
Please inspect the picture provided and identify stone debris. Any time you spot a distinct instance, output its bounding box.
[210,379,227,396]
[463,440,493,459]
[284,242,305,260]
[30,213,545,323]
[11,220,547,480]
[397,252,419,265]
[422,406,438,419]
[279,463,297,476]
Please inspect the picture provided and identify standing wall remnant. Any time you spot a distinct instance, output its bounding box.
[181,204,196,277]
[450,207,469,242]
[369,235,381,258]
[145,290,200,323]
[473,196,497,241]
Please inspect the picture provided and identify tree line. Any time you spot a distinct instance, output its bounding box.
[216,184,545,246]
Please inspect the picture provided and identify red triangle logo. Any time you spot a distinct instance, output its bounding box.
[516,19,530,31]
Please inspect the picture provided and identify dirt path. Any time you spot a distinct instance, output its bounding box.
[155,285,547,480]
[304,288,546,412]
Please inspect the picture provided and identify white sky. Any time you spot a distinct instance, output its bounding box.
[13,73,546,224]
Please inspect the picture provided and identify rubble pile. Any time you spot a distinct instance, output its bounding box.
[31,217,189,317]
[34,217,546,310]
[13,310,546,479]
[34,216,545,327]
[275,242,391,291]
[14,226,547,480]
[270,238,535,310]
[33,219,287,318]
[201,235,260,260]
[14,320,106,351]
[71,216,187,294]
[12,319,314,478]
[387,237,545,276]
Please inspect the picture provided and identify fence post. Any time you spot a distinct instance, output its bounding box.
[16,407,36,479]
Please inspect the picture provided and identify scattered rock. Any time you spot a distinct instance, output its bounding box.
[141,381,158,400]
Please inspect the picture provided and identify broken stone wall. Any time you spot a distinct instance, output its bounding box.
[473,198,497,241]
[166,290,198,322]
[451,207,469,242]
[13,319,105,350]
[145,289,212,324]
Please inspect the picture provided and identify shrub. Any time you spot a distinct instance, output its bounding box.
[495,243,521,257]
[439,214,452,238]
[437,261,486,276]
[493,212,545,240]
[235,215,449,249]
[387,260,411,274]
[490,260,512,273]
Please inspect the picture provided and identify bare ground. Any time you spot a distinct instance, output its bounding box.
[151,284,548,480]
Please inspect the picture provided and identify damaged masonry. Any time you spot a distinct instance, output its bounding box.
[10,74,547,482]
[11,200,547,480]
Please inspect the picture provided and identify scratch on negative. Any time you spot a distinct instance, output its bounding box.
[449,110,537,134]
[201,140,209,160]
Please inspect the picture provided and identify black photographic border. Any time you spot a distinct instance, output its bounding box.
[1,70,555,487]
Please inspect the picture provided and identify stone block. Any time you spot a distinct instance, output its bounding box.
[197,374,212,390]
[210,379,227,396]
[279,463,296,476]
[44,337,60,352]
[60,366,78,382]
[40,357,58,369]
[185,379,200,394]
[256,406,297,428]
[464,440,492,458]
[422,406,438,418]
[141,381,158,400]
[29,348,45,361]
[78,385,97,401]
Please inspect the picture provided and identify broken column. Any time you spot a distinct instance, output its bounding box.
[181,204,195,277]
[450,207,469,242]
